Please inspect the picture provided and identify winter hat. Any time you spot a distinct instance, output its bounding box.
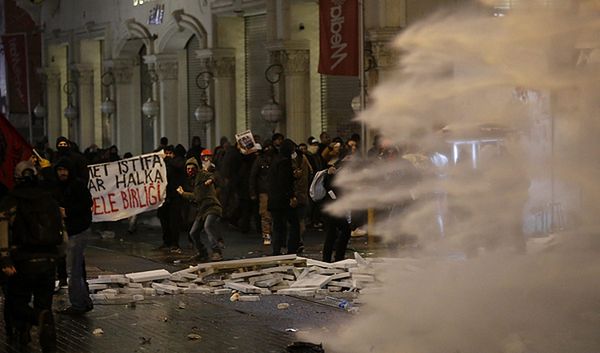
[201,149,213,156]
[185,157,200,170]
[56,136,70,149]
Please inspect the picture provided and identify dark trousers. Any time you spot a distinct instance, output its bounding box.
[271,207,300,255]
[158,199,183,247]
[322,214,351,263]
[5,258,57,348]
[56,255,67,282]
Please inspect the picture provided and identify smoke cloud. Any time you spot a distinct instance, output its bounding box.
[310,1,600,352]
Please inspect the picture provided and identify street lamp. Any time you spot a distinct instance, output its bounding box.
[260,63,284,124]
[63,81,78,121]
[142,69,159,119]
[193,71,214,123]
[33,103,46,119]
[100,71,116,115]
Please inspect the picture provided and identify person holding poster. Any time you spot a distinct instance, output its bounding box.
[177,157,224,262]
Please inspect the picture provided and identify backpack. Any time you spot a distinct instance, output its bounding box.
[309,169,328,202]
[12,193,63,247]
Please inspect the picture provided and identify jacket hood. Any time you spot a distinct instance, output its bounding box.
[185,157,200,170]
[55,136,69,149]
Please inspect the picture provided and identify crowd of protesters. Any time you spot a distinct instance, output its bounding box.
[0,129,415,351]
[28,131,408,264]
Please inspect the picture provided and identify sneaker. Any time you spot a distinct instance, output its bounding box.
[38,310,57,353]
[210,251,223,262]
[351,227,367,237]
[263,234,271,246]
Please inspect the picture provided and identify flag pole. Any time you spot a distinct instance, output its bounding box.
[23,32,33,144]
[358,0,366,157]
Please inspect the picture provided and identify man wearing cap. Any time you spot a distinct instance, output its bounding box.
[0,161,62,352]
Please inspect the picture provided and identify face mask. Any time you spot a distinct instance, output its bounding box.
[307,146,318,154]
[57,146,69,153]
[291,152,298,159]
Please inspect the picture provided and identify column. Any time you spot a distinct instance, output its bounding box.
[44,68,62,144]
[107,59,140,155]
[197,48,236,144]
[267,41,310,143]
[366,28,401,148]
[145,54,181,145]
[73,64,95,149]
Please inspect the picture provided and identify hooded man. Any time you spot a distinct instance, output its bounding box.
[177,157,224,262]
[53,136,89,182]
[267,139,300,255]
[53,158,94,316]
[1,161,63,351]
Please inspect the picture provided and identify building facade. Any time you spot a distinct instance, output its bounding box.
[5,0,454,154]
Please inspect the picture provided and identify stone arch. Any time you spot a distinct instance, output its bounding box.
[156,11,208,53]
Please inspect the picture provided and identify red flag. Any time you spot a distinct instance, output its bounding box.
[0,113,32,189]
[2,33,30,113]
[318,0,359,76]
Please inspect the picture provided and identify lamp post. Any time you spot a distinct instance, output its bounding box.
[193,71,214,123]
[260,63,284,127]
[63,81,78,122]
[142,69,159,119]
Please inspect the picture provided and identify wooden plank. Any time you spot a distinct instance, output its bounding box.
[230,270,263,279]
[260,265,294,274]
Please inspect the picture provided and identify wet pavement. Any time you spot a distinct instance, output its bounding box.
[0,212,376,353]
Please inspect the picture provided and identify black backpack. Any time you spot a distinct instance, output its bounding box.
[12,192,63,247]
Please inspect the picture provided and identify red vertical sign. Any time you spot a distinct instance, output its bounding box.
[318,0,359,76]
[0,113,32,189]
[2,33,30,113]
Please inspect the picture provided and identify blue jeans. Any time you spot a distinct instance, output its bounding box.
[189,214,223,254]
[67,230,93,311]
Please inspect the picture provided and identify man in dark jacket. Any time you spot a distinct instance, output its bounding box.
[157,145,186,252]
[267,139,300,255]
[53,158,94,315]
[185,136,205,163]
[53,136,89,182]
[250,140,274,245]
[1,161,62,351]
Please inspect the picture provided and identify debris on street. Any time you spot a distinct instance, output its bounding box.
[86,253,384,311]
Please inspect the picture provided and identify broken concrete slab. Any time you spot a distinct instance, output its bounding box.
[151,283,182,295]
[290,274,332,289]
[230,270,263,279]
[126,269,171,283]
[224,282,262,294]
[238,295,260,302]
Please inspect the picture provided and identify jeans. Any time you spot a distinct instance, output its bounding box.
[67,230,93,311]
[189,214,223,254]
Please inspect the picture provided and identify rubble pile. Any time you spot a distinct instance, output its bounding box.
[87,253,381,306]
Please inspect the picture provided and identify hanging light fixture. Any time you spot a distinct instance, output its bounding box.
[261,63,284,124]
[63,81,78,121]
[142,69,159,119]
[193,71,214,123]
[33,103,46,118]
[100,71,116,115]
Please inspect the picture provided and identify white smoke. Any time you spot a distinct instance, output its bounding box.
[312,1,600,352]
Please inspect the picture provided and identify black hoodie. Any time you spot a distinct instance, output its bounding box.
[267,139,295,211]
[54,158,93,236]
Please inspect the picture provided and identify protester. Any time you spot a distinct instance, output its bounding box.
[291,142,313,253]
[53,137,88,182]
[249,139,274,245]
[53,158,94,316]
[157,145,186,253]
[0,161,63,352]
[177,157,225,262]
[186,136,205,163]
[267,139,300,255]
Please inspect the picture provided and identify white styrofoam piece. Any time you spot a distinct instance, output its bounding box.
[126,269,171,283]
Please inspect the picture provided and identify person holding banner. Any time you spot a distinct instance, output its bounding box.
[177,157,224,262]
